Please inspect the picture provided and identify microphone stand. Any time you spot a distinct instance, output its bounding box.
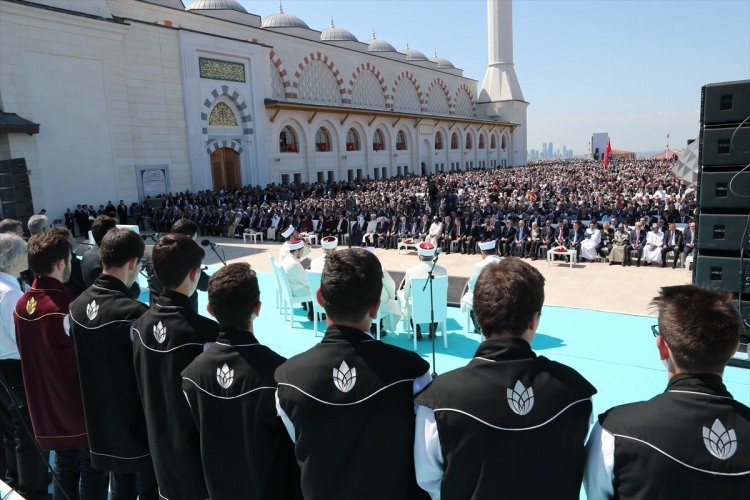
[422,253,440,377]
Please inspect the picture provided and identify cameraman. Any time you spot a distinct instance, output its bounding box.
[145,219,209,311]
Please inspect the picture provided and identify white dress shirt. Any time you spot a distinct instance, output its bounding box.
[0,271,23,360]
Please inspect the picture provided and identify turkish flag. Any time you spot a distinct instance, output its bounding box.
[604,139,612,168]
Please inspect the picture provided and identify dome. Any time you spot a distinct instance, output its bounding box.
[321,18,358,42]
[367,30,396,53]
[402,42,428,61]
[430,51,455,69]
[262,3,309,29]
[185,0,247,13]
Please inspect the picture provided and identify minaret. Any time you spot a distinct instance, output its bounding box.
[477,0,528,166]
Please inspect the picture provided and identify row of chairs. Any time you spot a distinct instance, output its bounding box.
[266,255,454,351]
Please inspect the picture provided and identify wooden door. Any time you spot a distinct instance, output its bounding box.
[210,148,241,190]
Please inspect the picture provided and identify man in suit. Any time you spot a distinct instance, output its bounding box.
[465,219,481,255]
[441,216,455,254]
[511,219,530,257]
[553,221,569,248]
[567,221,585,259]
[660,222,684,268]
[498,219,516,257]
[629,221,647,267]
[681,220,697,266]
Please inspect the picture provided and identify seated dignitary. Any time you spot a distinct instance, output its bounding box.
[629,221,647,267]
[597,221,614,262]
[681,220,697,265]
[579,221,601,262]
[309,236,338,272]
[0,234,49,499]
[415,257,597,500]
[279,224,311,262]
[660,221,683,268]
[642,223,664,266]
[181,263,301,500]
[460,240,502,333]
[585,285,750,499]
[68,228,158,499]
[609,223,630,266]
[281,238,313,321]
[145,218,209,310]
[15,231,108,499]
[399,242,447,340]
[132,233,220,500]
[275,249,431,500]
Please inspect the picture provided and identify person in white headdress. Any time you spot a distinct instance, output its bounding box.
[579,221,601,262]
[281,239,313,320]
[398,242,447,340]
[360,245,402,336]
[279,224,310,262]
[461,240,502,332]
[642,224,664,266]
[310,236,338,273]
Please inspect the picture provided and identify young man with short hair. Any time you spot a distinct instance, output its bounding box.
[276,249,431,500]
[68,228,157,499]
[15,231,108,499]
[132,234,220,500]
[585,285,750,498]
[181,263,300,499]
[415,257,597,499]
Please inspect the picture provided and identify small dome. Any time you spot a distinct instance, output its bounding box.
[186,0,247,13]
[321,17,358,42]
[262,3,309,29]
[402,42,428,61]
[430,50,455,69]
[367,30,396,53]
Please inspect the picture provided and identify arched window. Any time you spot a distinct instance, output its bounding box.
[396,130,407,150]
[501,136,507,151]
[478,134,485,149]
[280,125,299,153]
[465,133,473,150]
[373,129,385,151]
[346,128,360,151]
[490,134,497,149]
[315,127,331,152]
[450,132,459,150]
[208,102,238,127]
[435,132,443,150]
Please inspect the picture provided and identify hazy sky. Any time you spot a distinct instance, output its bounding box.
[239,0,750,155]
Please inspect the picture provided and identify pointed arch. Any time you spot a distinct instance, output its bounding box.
[349,62,388,109]
[454,84,475,117]
[390,71,423,112]
[269,50,292,100]
[292,52,346,104]
[200,84,253,136]
[426,78,451,115]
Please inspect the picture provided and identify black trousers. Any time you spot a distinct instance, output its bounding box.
[54,448,109,500]
[0,359,49,499]
[110,462,158,500]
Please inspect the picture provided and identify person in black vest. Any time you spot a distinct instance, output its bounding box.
[181,263,301,499]
[415,257,597,499]
[81,215,141,299]
[275,249,431,500]
[584,285,750,499]
[68,228,158,499]
[132,234,220,500]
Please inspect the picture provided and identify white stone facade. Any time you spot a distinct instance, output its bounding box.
[0,0,524,218]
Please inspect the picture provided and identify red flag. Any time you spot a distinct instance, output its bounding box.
[604,139,612,167]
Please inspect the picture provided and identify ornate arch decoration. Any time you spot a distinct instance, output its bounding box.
[348,62,388,108]
[200,85,253,136]
[269,50,293,99]
[425,78,451,114]
[206,138,244,155]
[390,71,424,111]
[453,84,476,116]
[292,52,346,103]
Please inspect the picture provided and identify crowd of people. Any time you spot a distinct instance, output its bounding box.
[0,209,746,499]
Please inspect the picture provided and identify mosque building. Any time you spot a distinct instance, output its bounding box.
[0,0,527,219]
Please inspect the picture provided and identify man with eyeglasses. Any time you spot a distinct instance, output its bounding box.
[584,285,750,498]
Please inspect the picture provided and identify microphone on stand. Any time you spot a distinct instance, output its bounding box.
[432,247,442,263]
[201,239,227,266]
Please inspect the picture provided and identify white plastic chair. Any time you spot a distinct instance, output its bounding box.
[273,260,312,325]
[267,254,281,309]
[460,280,476,335]
[305,270,327,336]
[407,276,449,351]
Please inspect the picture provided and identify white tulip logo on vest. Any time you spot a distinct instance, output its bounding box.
[507,380,535,415]
[333,361,356,393]
[153,321,166,344]
[217,363,234,389]
[703,418,738,460]
[86,300,99,320]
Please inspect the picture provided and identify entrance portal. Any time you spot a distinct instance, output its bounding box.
[210,148,241,190]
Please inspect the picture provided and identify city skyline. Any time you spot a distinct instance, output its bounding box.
[242,0,750,156]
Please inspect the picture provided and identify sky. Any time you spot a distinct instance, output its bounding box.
[238,0,750,156]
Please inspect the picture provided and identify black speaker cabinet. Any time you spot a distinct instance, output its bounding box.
[700,126,750,167]
[699,170,750,209]
[694,255,748,294]
[1,200,34,218]
[696,214,750,252]
[0,158,27,175]
[702,80,750,126]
